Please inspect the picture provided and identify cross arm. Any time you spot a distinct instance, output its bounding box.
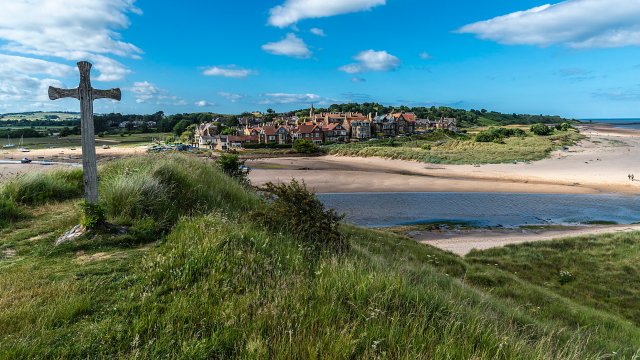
[49,87,79,100]
[93,88,122,101]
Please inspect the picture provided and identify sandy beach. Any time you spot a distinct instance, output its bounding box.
[248,125,640,195]
[0,146,148,180]
[408,224,640,255]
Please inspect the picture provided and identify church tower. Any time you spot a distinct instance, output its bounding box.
[309,103,315,119]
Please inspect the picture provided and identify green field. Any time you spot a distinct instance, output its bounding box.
[326,128,584,164]
[1,132,171,150]
[0,154,638,358]
[0,112,80,122]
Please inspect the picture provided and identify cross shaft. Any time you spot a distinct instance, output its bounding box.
[49,61,121,204]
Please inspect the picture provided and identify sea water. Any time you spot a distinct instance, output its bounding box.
[317,192,640,228]
[582,118,640,130]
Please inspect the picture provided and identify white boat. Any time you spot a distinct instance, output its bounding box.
[2,135,15,149]
[17,135,29,152]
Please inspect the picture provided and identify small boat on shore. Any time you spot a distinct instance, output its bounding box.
[3,135,15,149]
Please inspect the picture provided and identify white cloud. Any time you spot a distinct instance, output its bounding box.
[0,54,74,77]
[310,28,326,37]
[260,93,321,105]
[218,92,244,103]
[130,81,185,106]
[0,76,64,102]
[195,100,214,107]
[262,33,312,58]
[458,0,640,48]
[339,50,400,73]
[351,76,366,83]
[268,0,385,27]
[203,66,253,78]
[0,0,142,81]
[130,81,159,104]
[419,52,432,60]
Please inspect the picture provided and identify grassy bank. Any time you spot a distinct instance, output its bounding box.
[0,132,169,150]
[326,129,583,164]
[0,154,637,358]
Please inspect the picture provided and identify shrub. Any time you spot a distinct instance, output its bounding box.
[531,123,553,136]
[215,153,250,185]
[79,201,106,229]
[253,180,348,254]
[555,123,573,131]
[0,169,83,205]
[558,270,575,285]
[293,139,319,154]
[475,127,526,143]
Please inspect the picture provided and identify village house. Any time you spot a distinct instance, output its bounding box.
[258,126,291,144]
[372,114,397,137]
[322,123,348,143]
[392,112,417,134]
[195,122,220,149]
[294,123,324,144]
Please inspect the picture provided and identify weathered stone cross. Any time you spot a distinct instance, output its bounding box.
[49,61,121,204]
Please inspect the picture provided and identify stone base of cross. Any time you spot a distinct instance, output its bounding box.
[49,61,121,204]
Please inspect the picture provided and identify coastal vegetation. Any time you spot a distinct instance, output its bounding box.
[0,154,638,358]
[326,127,583,164]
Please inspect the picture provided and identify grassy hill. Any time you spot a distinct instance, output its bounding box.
[0,112,80,122]
[0,154,638,358]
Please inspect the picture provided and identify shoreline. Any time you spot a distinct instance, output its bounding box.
[409,224,640,256]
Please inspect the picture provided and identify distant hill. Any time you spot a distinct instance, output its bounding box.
[0,111,80,122]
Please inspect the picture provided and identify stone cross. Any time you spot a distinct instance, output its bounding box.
[49,61,121,204]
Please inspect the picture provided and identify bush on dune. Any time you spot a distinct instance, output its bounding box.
[0,198,25,228]
[99,154,259,230]
[253,180,348,254]
[0,169,83,205]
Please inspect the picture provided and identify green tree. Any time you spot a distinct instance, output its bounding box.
[172,119,191,136]
[530,123,552,136]
[215,154,250,186]
[293,139,319,154]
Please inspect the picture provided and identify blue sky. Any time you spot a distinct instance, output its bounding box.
[1,0,640,118]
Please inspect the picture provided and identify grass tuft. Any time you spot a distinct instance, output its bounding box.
[0,169,83,205]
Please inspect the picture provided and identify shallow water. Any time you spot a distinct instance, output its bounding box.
[318,192,640,228]
[583,118,640,130]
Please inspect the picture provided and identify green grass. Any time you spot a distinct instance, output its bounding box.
[467,232,640,326]
[326,130,584,164]
[0,154,638,358]
[0,169,83,205]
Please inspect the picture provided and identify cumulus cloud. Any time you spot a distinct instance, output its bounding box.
[130,81,185,106]
[0,0,142,81]
[218,92,245,103]
[259,93,321,105]
[195,100,214,107]
[262,33,312,58]
[419,52,432,60]
[203,66,253,78]
[458,0,640,48]
[268,0,385,27]
[310,28,326,37]
[339,50,400,73]
[351,76,366,83]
